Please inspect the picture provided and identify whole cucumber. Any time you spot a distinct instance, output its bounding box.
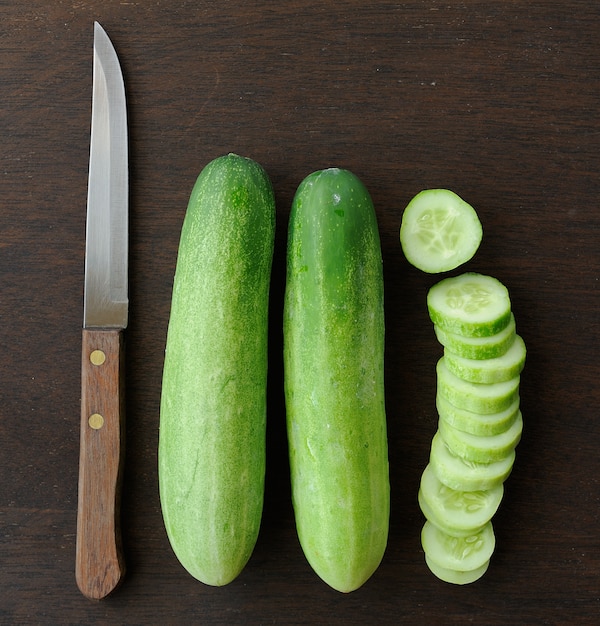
[159,153,275,586]
[283,168,389,592]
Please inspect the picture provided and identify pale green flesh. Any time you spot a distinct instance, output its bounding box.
[428,273,512,337]
[419,463,503,533]
[421,520,495,572]
[430,431,515,491]
[436,392,520,436]
[284,168,389,593]
[439,411,523,463]
[434,314,516,361]
[159,154,275,586]
[437,357,520,414]
[444,334,527,383]
[425,553,490,585]
[400,189,482,274]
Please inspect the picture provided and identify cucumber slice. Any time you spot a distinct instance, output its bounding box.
[430,431,515,491]
[399,189,482,274]
[439,411,523,463]
[419,463,503,534]
[421,520,495,572]
[444,334,526,384]
[424,553,490,585]
[437,358,520,415]
[434,314,517,360]
[436,392,520,437]
[427,273,512,338]
[418,488,484,537]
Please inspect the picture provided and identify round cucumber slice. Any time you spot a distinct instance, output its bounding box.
[444,334,526,384]
[436,392,520,437]
[427,273,512,338]
[438,411,523,463]
[399,189,482,274]
[434,314,517,360]
[424,553,490,585]
[437,358,520,415]
[418,488,484,537]
[430,431,515,491]
[421,520,495,572]
[419,463,503,534]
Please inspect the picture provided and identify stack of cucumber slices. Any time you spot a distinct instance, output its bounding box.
[400,189,526,585]
[419,272,526,584]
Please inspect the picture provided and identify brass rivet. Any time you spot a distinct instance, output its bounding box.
[90,349,106,366]
[89,413,104,429]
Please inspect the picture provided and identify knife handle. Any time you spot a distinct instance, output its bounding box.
[76,328,126,600]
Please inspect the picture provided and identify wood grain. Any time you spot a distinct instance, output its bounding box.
[76,329,125,600]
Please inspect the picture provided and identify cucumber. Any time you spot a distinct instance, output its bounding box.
[421,519,495,574]
[418,463,503,535]
[437,357,520,415]
[436,392,520,437]
[434,313,517,360]
[444,334,526,383]
[159,154,275,586]
[429,431,515,492]
[438,411,523,463]
[284,168,389,593]
[428,273,512,338]
[400,189,482,273]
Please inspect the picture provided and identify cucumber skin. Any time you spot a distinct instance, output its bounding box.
[283,168,389,593]
[159,154,275,586]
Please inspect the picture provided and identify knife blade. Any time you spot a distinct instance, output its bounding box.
[75,21,128,601]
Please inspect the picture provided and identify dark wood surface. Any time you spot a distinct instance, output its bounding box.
[1,1,598,623]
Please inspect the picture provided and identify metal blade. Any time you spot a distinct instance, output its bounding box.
[84,22,128,329]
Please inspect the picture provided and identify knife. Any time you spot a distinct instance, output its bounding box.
[75,21,128,600]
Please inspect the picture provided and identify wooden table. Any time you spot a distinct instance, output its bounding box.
[2,1,598,623]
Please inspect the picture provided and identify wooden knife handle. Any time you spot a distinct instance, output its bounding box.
[76,328,126,600]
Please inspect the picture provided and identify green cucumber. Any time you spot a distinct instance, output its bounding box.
[159,154,275,586]
[284,168,389,593]
[434,314,517,360]
[436,392,520,437]
[421,519,495,574]
[444,334,526,384]
[400,189,483,273]
[430,431,515,491]
[419,463,503,535]
[428,273,512,338]
[438,411,523,463]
